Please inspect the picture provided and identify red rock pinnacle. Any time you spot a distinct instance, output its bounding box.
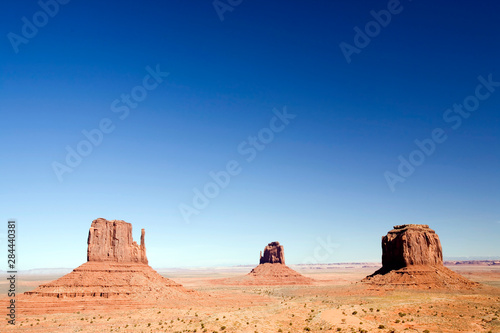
[87,218,148,264]
[259,241,285,265]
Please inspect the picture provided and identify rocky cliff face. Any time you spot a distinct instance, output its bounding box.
[362,224,476,289]
[24,218,197,299]
[259,241,285,265]
[87,218,148,264]
[381,224,442,271]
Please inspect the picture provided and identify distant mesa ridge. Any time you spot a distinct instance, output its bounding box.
[363,224,478,289]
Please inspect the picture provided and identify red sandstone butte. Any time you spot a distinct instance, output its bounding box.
[381,224,442,270]
[363,224,478,289]
[260,241,285,264]
[87,218,148,264]
[24,218,193,299]
[212,241,313,285]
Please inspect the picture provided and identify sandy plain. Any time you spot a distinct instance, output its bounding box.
[1,262,499,332]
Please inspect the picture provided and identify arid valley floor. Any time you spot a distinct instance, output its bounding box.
[1,262,499,333]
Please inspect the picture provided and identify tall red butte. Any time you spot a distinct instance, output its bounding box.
[25,218,194,299]
[87,218,148,264]
[363,224,478,289]
[213,241,314,285]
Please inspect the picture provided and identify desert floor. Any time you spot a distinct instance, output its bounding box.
[1,263,499,332]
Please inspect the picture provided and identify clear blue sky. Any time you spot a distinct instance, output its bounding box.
[1,0,499,269]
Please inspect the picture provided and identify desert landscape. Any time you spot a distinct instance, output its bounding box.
[4,1,499,332]
[1,219,499,332]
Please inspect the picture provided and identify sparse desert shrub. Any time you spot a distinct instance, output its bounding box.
[423,330,430,333]
[352,311,357,315]
[220,326,226,330]
[304,327,311,331]
[378,325,385,329]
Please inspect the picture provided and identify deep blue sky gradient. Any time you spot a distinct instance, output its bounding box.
[1,0,499,269]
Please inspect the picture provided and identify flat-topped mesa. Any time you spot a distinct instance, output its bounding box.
[363,224,477,289]
[87,218,148,264]
[381,224,442,271]
[259,241,285,265]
